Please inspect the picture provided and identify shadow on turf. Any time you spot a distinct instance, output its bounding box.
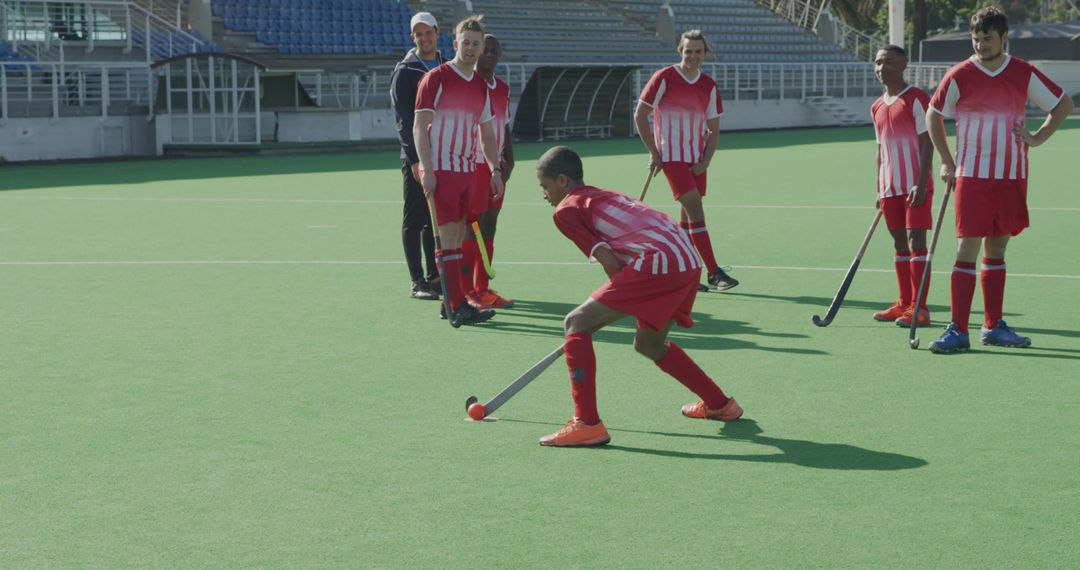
[724,291,950,317]
[474,299,827,355]
[510,418,925,471]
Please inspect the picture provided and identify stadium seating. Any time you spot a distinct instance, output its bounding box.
[613,0,857,62]
[210,0,443,57]
[0,40,34,62]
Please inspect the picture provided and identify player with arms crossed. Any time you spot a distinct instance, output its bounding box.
[535,146,744,447]
[925,6,1073,353]
[462,34,516,311]
[413,16,506,327]
[870,45,935,327]
[635,30,739,292]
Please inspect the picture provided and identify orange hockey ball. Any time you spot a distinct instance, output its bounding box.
[467,402,486,420]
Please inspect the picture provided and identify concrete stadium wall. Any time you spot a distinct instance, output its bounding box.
[0,115,156,162]
[720,97,877,131]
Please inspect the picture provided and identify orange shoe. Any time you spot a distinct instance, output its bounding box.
[681,398,743,421]
[539,418,611,447]
[478,289,514,309]
[465,291,492,311]
[895,306,930,327]
[873,300,907,321]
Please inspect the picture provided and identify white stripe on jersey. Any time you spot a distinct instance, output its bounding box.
[888,141,902,192]
[901,141,914,190]
[959,118,977,177]
[681,114,693,164]
[993,118,1007,179]
[670,117,682,162]
[977,117,993,178]
[642,229,688,272]
[439,114,454,170]
[1008,127,1019,179]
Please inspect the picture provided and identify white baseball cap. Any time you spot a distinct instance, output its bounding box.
[410,12,438,31]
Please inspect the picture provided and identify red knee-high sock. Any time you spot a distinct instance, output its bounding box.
[655,342,728,409]
[950,261,978,333]
[473,239,491,293]
[564,332,599,425]
[909,248,929,309]
[981,257,1006,329]
[894,250,913,305]
[441,248,466,311]
[460,241,478,297]
[685,221,719,273]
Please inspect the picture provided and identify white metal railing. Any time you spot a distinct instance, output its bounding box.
[758,0,885,63]
[287,61,956,112]
[0,0,203,63]
[760,0,828,32]
[0,60,151,123]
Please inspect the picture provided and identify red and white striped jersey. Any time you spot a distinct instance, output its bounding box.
[871,85,934,198]
[415,63,493,173]
[638,66,723,164]
[475,76,510,165]
[929,55,1064,180]
[554,186,702,275]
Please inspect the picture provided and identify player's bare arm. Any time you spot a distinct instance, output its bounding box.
[500,124,515,183]
[691,117,720,176]
[634,103,662,171]
[926,110,955,184]
[907,132,934,208]
[592,246,625,279]
[479,120,505,200]
[1013,95,1074,147]
[413,110,437,196]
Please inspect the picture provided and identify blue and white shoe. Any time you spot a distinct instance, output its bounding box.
[928,322,971,354]
[981,320,1032,348]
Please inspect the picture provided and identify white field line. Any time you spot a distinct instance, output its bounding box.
[0,259,1077,280]
[0,195,1078,212]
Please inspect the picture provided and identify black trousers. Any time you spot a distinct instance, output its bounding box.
[401,160,437,282]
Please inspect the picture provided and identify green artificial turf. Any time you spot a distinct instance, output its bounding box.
[1,119,1079,567]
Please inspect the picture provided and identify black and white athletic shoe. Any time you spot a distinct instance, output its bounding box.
[411,280,440,300]
[450,304,495,328]
[707,267,739,292]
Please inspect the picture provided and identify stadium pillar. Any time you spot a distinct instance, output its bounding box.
[888,0,905,49]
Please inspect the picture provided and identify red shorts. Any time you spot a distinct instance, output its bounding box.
[880,192,933,231]
[468,162,504,221]
[661,162,707,200]
[424,169,473,224]
[591,266,701,331]
[954,177,1029,237]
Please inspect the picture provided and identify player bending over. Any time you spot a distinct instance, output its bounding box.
[635,30,739,293]
[870,45,935,328]
[413,16,505,327]
[925,6,1073,353]
[462,34,515,312]
[535,146,743,447]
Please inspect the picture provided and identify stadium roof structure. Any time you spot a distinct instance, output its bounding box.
[921,20,1080,62]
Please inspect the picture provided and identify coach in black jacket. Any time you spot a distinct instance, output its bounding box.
[391,11,444,300]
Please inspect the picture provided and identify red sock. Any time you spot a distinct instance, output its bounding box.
[655,342,728,409]
[950,261,977,333]
[564,332,599,425]
[474,239,491,293]
[686,221,719,273]
[981,257,1006,329]
[894,250,913,305]
[909,248,929,309]
[460,241,478,297]
[441,248,465,311]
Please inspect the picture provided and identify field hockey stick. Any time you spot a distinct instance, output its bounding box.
[910,181,954,350]
[425,193,457,328]
[465,345,565,420]
[812,208,883,327]
[471,221,496,279]
[638,165,658,201]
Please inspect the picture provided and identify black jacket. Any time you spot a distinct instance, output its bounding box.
[390,48,445,164]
